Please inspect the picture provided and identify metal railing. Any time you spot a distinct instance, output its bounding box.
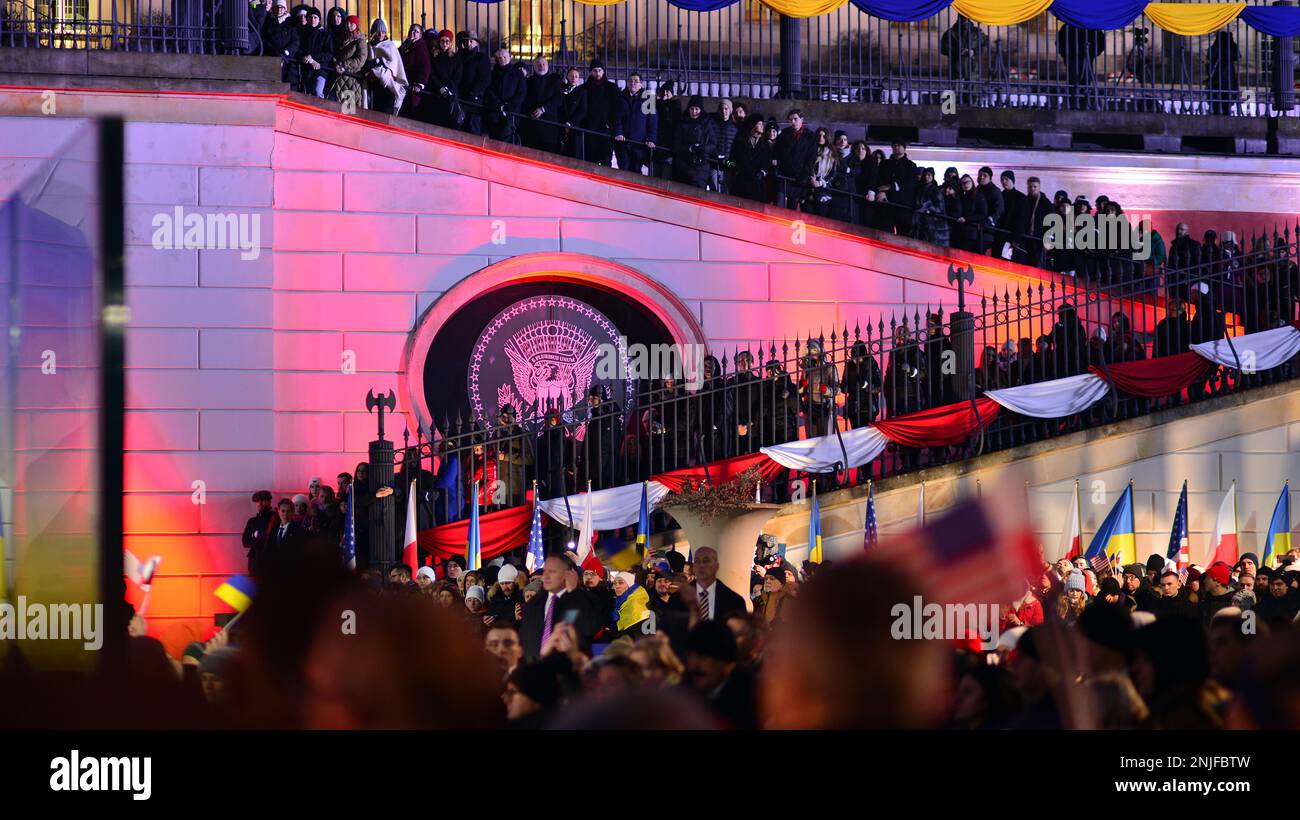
[3,0,1296,115]
[381,229,1300,555]
[381,92,1259,289]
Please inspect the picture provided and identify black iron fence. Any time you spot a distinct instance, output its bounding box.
[383,228,1300,551]
[2,0,1296,114]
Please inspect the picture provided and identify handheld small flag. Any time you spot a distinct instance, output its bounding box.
[863,482,878,551]
[1084,483,1136,568]
[1209,481,1238,566]
[1264,481,1290,569]
[526,481,545,573]
[124,550,162,615]
[215,575,257,613]
[870,491,1039,605]
[808,487,823,564]
[1089,550,1112,578]
[1166,481,1190,571]
[466,481,482,571]
[341,484,357,570]
[402,478,418,575]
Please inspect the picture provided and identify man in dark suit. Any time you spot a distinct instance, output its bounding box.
[690,546,748,620]
[254,498,306,577]
[519,553,598,658]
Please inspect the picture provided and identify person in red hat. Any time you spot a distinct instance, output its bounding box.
[330,13,368,110]
[423,29,461,128]
[1199,562,1237,628]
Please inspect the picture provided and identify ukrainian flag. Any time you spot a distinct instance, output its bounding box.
[1084,484,1136,567]
[636,482,649,550]
[600,533,643,572]
[1264,482,1290,568]
[598,481,650,572]
[215,575,257,613]
[808,489,823,564]
[614,584,651,632]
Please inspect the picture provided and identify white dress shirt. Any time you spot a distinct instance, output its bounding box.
[696,580,717,620]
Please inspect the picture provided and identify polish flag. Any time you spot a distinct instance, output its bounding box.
[1208,481,1238,566]
[124,550,162,616]
[1057,481,1082,562]
[402,478,419,575]
[575,483,603,577]
[124,550,161,589]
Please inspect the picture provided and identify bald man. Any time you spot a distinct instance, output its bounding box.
[690,547,747,621]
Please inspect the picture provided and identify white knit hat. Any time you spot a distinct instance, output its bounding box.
[465,585,486,602]
[613,571,636,588]
[498,564,519,584]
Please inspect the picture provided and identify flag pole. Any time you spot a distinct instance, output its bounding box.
[222,607,248,633]
[918,480,925,527]
[1232,479,1239,565]
[1128,478,1136,567]
[1284,478,1291,569]
[1075,479,1082,548]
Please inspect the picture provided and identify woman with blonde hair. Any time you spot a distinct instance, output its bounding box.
[626,635,684,686]
[1053,571,1088,625]
[808,143,839,217]
[425,28,462,128]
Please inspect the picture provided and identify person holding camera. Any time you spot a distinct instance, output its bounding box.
[672,94,716,190]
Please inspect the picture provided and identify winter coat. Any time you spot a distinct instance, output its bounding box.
[579,77,623,136]
[456,47,492,102]
[729,132,772,202]
[673,113,716,188]
[618,89,658,144]
[368,39,407,113]
[331,32,369,107]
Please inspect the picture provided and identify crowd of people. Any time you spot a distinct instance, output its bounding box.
[251,4,1274,289]
[14,507,1300,731]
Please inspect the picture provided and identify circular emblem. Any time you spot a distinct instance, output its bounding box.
[468,295,633,430]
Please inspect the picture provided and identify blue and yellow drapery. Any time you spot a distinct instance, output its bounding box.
[467,0,1300,36]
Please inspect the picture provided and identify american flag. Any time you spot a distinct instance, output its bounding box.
[863,483,878,551]
[526,483,545,572]
[1166,480,1190,571]
[341,484,356,570]
[1089,550,1112,578]
[869,496,1038,605]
